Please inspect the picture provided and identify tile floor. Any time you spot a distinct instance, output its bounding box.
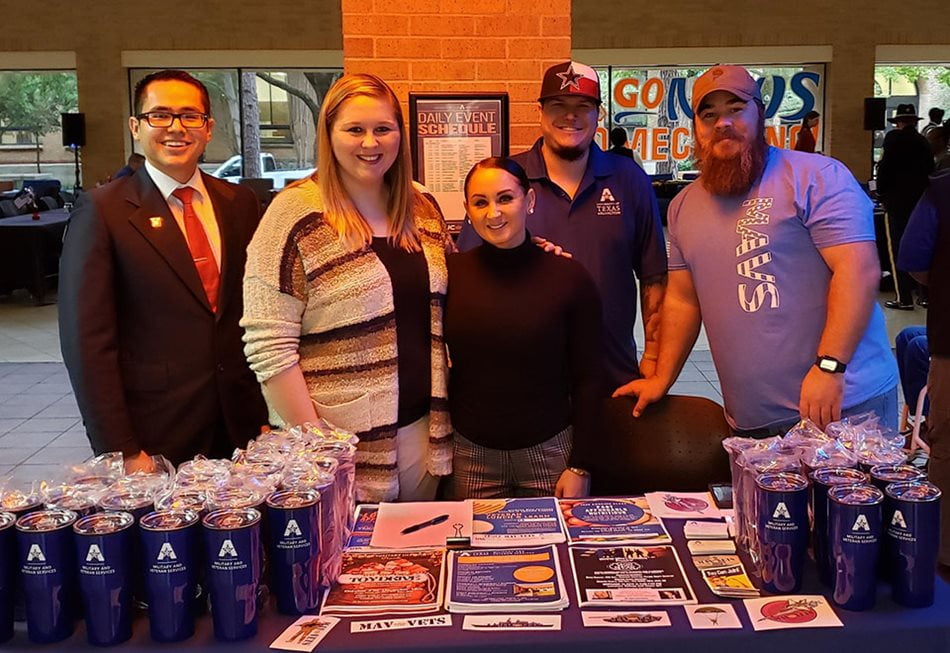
[0,286,927,482]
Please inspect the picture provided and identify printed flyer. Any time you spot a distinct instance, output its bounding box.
[559,497,670,544]
[470,497,565,547]
[320,548,446,616]
[570,545,697,607]
[692,554,759,598]
[645,492,721,520]
[446,545,569,613]
[345,504,378,549]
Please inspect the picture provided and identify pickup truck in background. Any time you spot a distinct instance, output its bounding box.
[210,153,314,189]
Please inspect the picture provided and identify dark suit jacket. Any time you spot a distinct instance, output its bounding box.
[59,166,268,464]
[878,125,934,219]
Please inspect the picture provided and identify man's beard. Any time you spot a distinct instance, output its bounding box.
[548,140,588,162]
[695,130,768,197]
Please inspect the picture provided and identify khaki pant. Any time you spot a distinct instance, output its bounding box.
[928,355,950,566]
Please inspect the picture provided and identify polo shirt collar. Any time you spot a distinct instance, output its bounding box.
[521,137,614,181]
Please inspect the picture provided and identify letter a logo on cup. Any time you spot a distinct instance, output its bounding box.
[86,544,105,563]
[891,510,908,529]
[772,502,791,519]
[218,539,238,558]
[852,515,871,532]
[284,519,302,538]
[157,542,177,561]
[26,544,45,562]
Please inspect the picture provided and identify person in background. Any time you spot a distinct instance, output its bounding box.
[608,126,644,168]
[922,107,945,138]
[898,171,950,569]
[927,125,950,172]
[59,70,267,469]
[894,325,929,432]
[457,61,667,394]
[878,103,934,310]
[242,73,452,503]
[617,65,898,435]
[446,157,605,499]
[114,153,145,179]
[794,110,820,153]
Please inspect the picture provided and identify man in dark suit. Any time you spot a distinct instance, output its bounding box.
[59,70,267,471]
[877,103,934,310]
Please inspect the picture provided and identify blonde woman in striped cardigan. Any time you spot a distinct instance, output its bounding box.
[242,74,452,502]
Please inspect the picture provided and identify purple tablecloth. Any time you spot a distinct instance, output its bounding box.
[6,518,950,651]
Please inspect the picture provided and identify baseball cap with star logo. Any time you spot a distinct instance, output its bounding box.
[538,61,601,104]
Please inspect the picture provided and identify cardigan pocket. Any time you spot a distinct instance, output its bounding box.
[312,392,371,434]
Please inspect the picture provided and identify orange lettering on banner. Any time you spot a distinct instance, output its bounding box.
[765,126,787,148]
[671,127,691,161]
[631,128,648,162]
[651,127,670,160]
[641,78,664,110]
[595,127,608,151]
[614,78,639,109]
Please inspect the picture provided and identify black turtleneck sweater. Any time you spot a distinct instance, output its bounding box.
[444,235,605,469]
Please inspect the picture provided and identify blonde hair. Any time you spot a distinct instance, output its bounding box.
[311,73,420,252]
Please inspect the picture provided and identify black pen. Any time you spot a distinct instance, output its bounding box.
[401,514,450,535]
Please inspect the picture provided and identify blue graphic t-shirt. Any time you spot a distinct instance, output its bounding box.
[667,147,897,430]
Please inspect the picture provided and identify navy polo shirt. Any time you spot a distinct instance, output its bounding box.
[457,139,667,388]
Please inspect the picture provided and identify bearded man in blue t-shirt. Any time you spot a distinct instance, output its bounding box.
[616,65,898,435]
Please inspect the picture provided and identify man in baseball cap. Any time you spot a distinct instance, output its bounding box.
[618,64,898,437]
[457,60,668,490]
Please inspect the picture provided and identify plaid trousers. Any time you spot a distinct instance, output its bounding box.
[449,426,572,499]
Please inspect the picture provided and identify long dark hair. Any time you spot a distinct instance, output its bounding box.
[463,157,531,198]
[800,110,820,128]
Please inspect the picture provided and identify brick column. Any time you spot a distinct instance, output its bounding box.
[341,0,572,152]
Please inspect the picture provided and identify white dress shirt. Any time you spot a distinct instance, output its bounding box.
[144,160,222,270]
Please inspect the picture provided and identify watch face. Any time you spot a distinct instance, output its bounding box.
[818,358,841,372]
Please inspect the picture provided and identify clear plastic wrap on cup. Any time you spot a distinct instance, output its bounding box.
[176,457,232,489]
[856,446,908,473]
[154,487,210,518]
[800,438,859,477]
[736,449,800,560]
[207,485,264,513]
[0,478,43,517]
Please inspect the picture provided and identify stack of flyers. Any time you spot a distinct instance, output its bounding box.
[345,504,378,549]
[692,555,759,598]
[446,545,569,613]
[320,548,446,616]
[570,545,697,607]
[470,497,565,547]
[559,497,671,544]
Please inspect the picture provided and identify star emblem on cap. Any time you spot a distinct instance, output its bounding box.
[556,64,584,91]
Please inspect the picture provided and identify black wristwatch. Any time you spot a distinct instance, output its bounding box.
[815,355,847,374]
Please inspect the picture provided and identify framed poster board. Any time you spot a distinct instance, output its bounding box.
[409,93,509,231]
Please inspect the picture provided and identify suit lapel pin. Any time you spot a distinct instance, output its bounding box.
[148,216,164,229]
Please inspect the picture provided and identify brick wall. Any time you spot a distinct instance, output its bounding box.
[341,0,572,152]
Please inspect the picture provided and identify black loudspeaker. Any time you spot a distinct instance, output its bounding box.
[61,113,86,147]
[863,98,886,131]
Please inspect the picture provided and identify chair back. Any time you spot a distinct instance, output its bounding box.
[0,200,17,217]
[589,394,732,496]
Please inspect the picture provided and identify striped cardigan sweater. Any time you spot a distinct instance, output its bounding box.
[241,179,452,502]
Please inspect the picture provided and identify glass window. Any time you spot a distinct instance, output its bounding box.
[0,70,79,192]
[594,65,826,176]
[873,64,950,165]
[129,67,341,189]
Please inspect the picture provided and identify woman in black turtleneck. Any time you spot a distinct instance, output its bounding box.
[445,157,606,499]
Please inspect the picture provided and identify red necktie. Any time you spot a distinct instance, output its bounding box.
[171,187,219,312]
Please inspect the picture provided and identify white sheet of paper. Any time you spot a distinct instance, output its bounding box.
[270,616,339,651]
[371,501,472,548]
[645,492,722,520]
[684,603,743,630]
[581,611,671,628]
[744,595,843,631]
[350,614,452,634]
[462,615,562,631]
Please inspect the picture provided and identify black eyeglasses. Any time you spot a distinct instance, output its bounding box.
[136,112,209,129]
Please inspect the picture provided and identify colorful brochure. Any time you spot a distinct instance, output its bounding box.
[446,545,569,613]
[320,548,446,616]
[570,545,697,607]
[558,497,671,544]
[470,497,565,547]
[371,501,472,549]
[645,492,722,520]
[345,504,378,549]
[691,554,759,598]
[743,595,843,631]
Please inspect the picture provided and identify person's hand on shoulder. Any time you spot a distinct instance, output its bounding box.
[531,235,572,258]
